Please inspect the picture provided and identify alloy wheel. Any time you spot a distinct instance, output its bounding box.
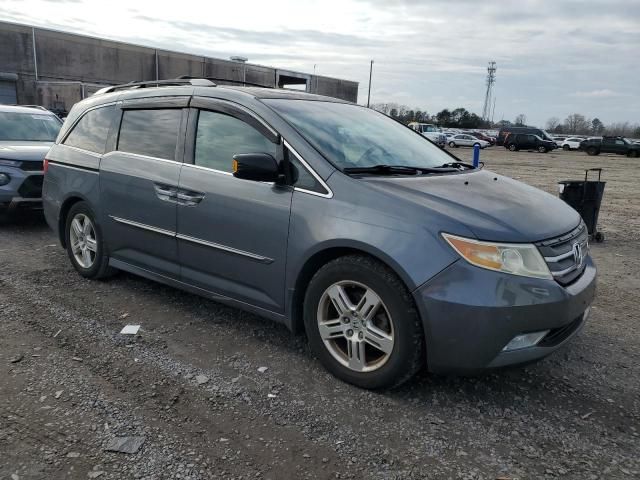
[317,280,394,373]
[69,213,97,268]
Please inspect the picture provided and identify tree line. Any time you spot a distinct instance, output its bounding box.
[371,102,640,138]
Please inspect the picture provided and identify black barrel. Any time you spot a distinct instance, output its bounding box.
[558,168,606,240]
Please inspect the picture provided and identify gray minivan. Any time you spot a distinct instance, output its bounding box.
[43,79,596,389]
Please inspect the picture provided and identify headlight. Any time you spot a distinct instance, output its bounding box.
[0,159,21,167]
[442,233,552,279]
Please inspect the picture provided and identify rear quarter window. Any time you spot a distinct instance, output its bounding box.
[63,105,116,154]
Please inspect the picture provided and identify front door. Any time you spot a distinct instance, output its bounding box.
[177,100,292,313]
[100,102,188,277]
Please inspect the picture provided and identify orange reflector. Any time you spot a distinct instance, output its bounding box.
[232,159,238,173]
[445,236,502,270]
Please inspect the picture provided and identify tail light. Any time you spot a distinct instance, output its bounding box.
[43,158,49,173]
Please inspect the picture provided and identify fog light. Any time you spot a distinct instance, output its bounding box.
[0,173,10,186]
[502,331,549,352]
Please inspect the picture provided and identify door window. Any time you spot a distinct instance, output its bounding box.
[117,109,182,160]
[195,110,277,173]
[63,105,115,154]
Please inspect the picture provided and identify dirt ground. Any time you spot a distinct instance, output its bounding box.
[1,147,638,480]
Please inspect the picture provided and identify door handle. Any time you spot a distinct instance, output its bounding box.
[176,191,205,206]
[154,183,177,202]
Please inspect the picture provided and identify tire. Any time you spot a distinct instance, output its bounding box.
[448,141,456,148]
[537,146,548,153]
[628,150,639,158]
[508,144,517,152]
[563,145,570,151]
[65,201,115,279]
[594,231,605,243]
[303,255,424,389]
[587,147,599,156]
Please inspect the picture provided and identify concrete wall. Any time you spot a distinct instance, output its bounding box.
[0,20,359,114]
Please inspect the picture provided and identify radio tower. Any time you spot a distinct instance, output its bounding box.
[481,61,497,123]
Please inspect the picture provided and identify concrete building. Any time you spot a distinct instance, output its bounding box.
[0,21,359,115]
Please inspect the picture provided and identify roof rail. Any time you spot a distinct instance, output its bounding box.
[93,78,216,96]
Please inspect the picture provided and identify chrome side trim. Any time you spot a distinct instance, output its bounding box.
[101,150,181,165]
[48,161,99,174]
[284,140,334,199]
[181,163,233,176]
[109,216,175,237]
[59,144,103,158]
[176,234,273,264]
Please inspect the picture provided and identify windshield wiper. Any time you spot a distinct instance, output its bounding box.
[343,165,450,175]
[436,161,478,170]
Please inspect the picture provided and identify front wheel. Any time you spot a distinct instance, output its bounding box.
[304,255,424,389]
[587,147,599,156]
[563,145,570,151]
[537,145,548,153]
[508,144,517,152]
[448,141,456,148]
[65,201,114,279]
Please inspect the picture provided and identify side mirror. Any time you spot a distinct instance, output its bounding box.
[232,153,281,182]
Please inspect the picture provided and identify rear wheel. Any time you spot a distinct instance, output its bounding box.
[587,146,599,156]
[508,144,517,152]
[304,255,424,389]
[448,141,456,148]
[65,201,114,279]
[563,144,570,151]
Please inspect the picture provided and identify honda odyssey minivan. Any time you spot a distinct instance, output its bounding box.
[43,78,596,389]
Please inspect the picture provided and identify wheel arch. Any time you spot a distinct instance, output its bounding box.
[287,242,416,335]
[58,194,90,248]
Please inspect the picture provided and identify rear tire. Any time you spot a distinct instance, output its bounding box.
[303,255,424,389]
[508,144,517,152]
[449,141,456,148]
[65,201,115,279]
[563,145,570,151]
[587,147,599,156]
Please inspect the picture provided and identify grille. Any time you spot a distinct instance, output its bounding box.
[17,175,44,198]
[536,223,589,286]
[538,314,584,347]
[20,161,44,171]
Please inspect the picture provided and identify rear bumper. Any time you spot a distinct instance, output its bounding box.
[413,257,597,374]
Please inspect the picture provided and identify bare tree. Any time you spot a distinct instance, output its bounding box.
[514,114,527,126]
[546,117,560,131]
[564,113,591,134]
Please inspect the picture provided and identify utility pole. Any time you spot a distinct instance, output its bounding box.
[367,60,374,108]
[481,61,497,123]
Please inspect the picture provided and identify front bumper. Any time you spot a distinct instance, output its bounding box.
[413,257,597,374]
[0,166,44,211]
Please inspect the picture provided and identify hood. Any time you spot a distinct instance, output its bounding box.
[365,169,581,242]
[0,141,53,162]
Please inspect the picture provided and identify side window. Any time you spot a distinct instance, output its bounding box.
[287,148,325,193]
[616,139,625,145]
[63,105,116,154]
[195,110,277,173]
[117,109,182,160]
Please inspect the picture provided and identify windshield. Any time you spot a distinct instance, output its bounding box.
[541,130,554,141]
[0,112,62,141]
[421,124,436,133]
[265,100,452,170]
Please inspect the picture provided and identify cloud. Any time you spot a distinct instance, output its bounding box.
[571,90,621,98]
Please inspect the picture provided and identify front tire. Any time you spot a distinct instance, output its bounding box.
[587,147,599,156]
[65,201,114,279]
[304,255,424,389]
[508,144,517,152]
[448,141,456,148]
[563,145,570,151]
[538,145,548,153]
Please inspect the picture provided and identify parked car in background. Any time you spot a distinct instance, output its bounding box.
[470,131,495,145]
[561,137,583,151]
[407,122,447,148]
[580,136,640,157]
[42,78,596,389]
[448,134,490,149]
[504,133,556,153]
[0,105,63,216]
[497,126,556,146]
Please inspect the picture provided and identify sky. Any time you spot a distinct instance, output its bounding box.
[1,0,639,127]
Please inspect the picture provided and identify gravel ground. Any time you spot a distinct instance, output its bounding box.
[1,148,639,480]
